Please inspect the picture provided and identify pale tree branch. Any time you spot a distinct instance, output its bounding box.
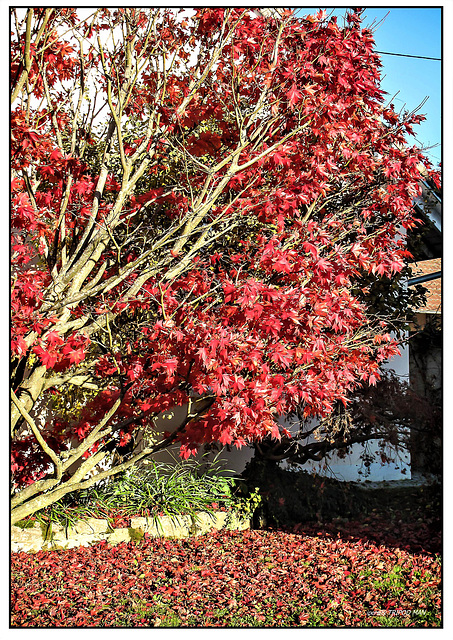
[11,8,54,103]
[11,388,63,482]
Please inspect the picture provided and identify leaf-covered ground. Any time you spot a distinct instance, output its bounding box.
[11,520,441,628]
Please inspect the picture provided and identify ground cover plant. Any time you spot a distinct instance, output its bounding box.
[11,525,441,628]
[11,7,440,524]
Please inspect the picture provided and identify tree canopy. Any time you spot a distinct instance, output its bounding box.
[10,7,439,523]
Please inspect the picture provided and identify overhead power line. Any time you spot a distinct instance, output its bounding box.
[376,50,441,61]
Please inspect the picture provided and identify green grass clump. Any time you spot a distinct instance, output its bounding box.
[93,455,237,519]
[23,454,243,529]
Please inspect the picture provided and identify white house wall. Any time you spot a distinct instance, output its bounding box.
[277,339,411,482]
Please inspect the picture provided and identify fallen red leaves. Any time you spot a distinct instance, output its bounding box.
[11,527,441,628]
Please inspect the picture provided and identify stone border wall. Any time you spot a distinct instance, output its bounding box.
[11,511,250,553]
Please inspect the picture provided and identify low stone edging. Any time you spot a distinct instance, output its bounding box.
[11,511,250,553]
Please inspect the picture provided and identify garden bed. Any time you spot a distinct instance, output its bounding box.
[11,455,256,553]
[11,511,250,553]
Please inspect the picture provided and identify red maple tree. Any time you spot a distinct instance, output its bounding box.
[11,8,439,523]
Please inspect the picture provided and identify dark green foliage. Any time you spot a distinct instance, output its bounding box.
[354,267,427,339]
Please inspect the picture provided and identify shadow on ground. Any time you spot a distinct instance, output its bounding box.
[240,461,441,555]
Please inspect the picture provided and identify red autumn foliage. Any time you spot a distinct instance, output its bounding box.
[11,8,439,522]
[11,527,441,628]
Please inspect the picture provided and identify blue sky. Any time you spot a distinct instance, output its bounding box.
[295,6,442,167]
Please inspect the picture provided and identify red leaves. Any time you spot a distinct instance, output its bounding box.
[10,528,441,628]
[32,334,90,371]
[286,83,303,109]
[187,131,222,157]
[45,331,64,347]
[126,360,144,381]
[33,345,58,369]
[62,346,86,366]
[11,192,37,229]
[270,343,292,368]
[272,255,292,273]
[271,148,291,168]
[302,242,318,259]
